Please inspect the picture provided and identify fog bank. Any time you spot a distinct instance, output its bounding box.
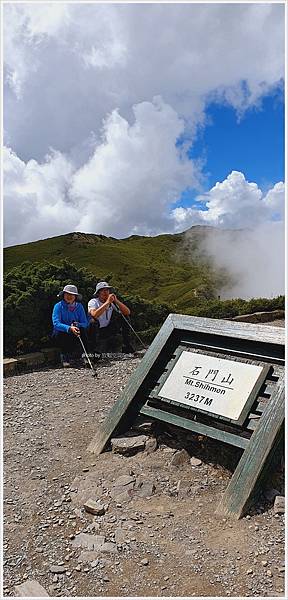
[184,223,285,299]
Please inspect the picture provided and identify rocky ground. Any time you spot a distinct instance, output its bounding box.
[3,335,285,598]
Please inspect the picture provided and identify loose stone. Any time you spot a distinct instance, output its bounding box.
[49,565,66,574]
[190,457,202,467]
[72,533,105,551]
[111,435,148,455]
[14,580,50,597]
[83,498,106,516]
[145,437,157,454]
[274,496,285,514]
[170,449,190,466]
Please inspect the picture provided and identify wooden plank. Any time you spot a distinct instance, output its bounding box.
[271,366,283,377]
[171,314,285,346]
[231,364,270,426]
[140,404,249,450]
[256,400,268,412]
[181,340,285,364]
[146,394,254,436]
[87,316,174,454]
[262,383,276,396]
[246,419,260,432]
[216,374,285,519]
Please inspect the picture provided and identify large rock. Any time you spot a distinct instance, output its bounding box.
[145,437,158,454]
[176,479,192,499]
[170,449,190,467]
[109,474,136,503]
[110,489,134,503]
[83,498,105,516]
[135,480,156,498]
[112,475,136,487]
[72,533,105,551]
[72,532,117,554]
[3,358,18,377]
[111,435,148,455]
[274,496,285,514]
[14,580,49,597]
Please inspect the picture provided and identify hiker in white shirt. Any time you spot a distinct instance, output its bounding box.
[88,281,134,354]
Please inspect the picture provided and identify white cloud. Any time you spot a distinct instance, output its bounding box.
[3,3,284,159]
[262,181,285,221]
[172,172,285,231]
[71,97,200,236]
[3,4,70,98]
[3,146,77,246]
[4,98,200,245]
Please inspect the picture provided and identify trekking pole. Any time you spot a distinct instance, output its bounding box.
[73,323,97,377]
[111,303,146,349]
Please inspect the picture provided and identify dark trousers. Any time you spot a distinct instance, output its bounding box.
[53,328,88,358]
[88,310,132,353]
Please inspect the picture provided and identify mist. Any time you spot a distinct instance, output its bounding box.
[184,223,285,300]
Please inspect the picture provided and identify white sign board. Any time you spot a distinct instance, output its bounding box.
[158,351,264,421]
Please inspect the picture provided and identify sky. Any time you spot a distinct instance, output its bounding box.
[2,2,285,296]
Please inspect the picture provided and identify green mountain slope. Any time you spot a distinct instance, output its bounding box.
[4,226,231,311]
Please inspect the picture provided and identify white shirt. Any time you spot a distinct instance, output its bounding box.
[88,297,113,328]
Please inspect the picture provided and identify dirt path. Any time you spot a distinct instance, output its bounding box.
[3,353,285,598]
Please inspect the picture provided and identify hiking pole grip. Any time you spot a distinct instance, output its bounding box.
[111,302,121,313]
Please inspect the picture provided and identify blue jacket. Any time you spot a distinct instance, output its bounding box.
[52,300,88,334]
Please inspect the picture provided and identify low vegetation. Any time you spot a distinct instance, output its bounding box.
[4,259,284,356]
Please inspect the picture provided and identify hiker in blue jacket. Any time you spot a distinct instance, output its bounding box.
[52,284,88,367]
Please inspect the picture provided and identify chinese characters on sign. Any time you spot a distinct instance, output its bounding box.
[158,351,265,421]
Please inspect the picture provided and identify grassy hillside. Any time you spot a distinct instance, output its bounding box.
[4,226,231,311]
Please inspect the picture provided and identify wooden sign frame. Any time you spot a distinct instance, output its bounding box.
[88,314,285,519]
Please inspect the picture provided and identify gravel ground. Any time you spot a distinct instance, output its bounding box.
[3,348,285,598]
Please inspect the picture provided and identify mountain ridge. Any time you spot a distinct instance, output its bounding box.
[4,226,233,310]
[5,224,221,248]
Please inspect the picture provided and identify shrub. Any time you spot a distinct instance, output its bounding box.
[4,260,171,355]
[4,259,284,356]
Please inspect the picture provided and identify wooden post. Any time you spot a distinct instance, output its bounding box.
[87,315,174,455]
[216,376,285,519]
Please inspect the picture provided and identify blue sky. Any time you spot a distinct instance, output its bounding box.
[179,86,284,208]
